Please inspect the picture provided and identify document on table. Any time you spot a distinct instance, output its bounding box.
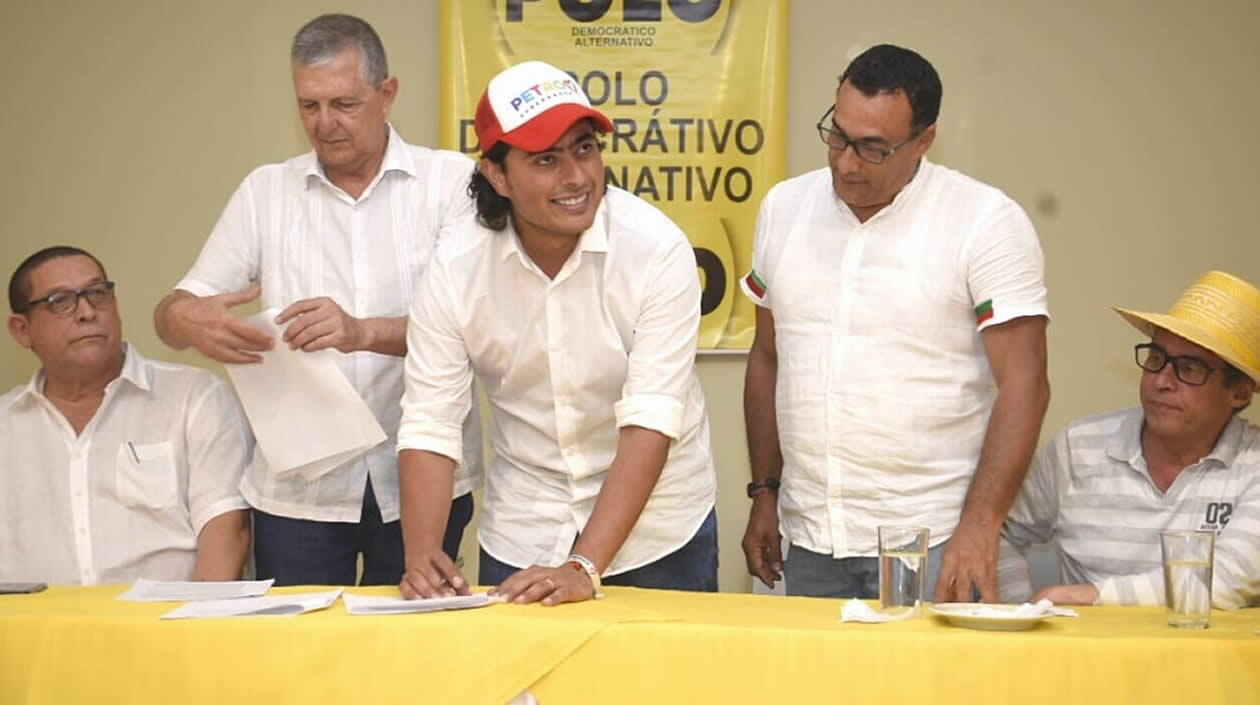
[160,589,344,619]
[118,578,275,602]
[343,592,500,615]
[225,309,386,482]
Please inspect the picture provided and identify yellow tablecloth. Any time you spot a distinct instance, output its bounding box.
[2,585,1258,704]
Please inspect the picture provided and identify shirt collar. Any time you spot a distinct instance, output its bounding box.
[1107,406,1245,469]
[301,123,415,186]
[496,194,611,267]
[1105,407,1146,467]
[6,342,149,410]
[835,156,931,223]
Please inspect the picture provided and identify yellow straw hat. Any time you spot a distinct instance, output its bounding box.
[1114,270,1260,390]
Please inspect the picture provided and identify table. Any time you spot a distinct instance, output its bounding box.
[3,586,1258,704]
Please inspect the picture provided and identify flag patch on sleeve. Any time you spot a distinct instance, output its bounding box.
[974,299,994,326]
[744,270,767,298]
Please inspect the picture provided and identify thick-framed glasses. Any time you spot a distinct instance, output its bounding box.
[815,105,923,164]
[1134,342,1223,386]
[21,281,116,317]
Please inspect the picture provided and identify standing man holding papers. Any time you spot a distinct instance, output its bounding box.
[154,14,482,586]
[397,60,718,605]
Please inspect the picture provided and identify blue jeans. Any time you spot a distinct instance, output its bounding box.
[479,508,718,592]
[253,479,473,586]
[784,540,948,599]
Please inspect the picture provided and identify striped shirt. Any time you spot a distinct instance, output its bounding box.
[999,408,1260,608]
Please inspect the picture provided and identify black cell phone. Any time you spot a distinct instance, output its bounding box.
[0,582,48,594]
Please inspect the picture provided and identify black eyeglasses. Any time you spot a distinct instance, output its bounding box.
[815,105,924,164]
[21,281,116,316]
[1134,342,1224,386]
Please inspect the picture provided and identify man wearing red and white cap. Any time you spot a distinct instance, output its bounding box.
[396,60,718,605]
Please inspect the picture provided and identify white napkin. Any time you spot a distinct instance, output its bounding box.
[1014,598,1079,618]
[839,598,919,623]
[938,599,1079,618]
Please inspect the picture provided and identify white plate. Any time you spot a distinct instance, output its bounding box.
[929,603,1051,631]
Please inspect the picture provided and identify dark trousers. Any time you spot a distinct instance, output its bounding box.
[253,479,474,586]
[478,508,718,591]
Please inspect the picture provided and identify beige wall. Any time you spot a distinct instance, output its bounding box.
[3,0,1258,592]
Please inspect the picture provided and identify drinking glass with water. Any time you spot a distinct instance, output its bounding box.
[878,526,930,616]
[1160,529,1214,629]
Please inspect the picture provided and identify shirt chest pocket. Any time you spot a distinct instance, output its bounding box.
[114,441,179,509]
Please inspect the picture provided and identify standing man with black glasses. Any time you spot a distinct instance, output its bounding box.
[740,44,1050,602]
[1000,271,1260,608]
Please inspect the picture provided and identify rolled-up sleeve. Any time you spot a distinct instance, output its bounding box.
[185,377,252,535]
[613,236,700,440]
[397,255,474,463]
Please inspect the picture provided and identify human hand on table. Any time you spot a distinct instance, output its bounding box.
[934,520,1000,603]
[1032,583,1098,606]
[400,549,470,599]
[741,493,783,588]
[492,564,596,607]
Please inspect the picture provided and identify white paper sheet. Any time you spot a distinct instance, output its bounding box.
[118,578,274,602]
[160,589,344,619]
[225,309,386,481]
[342,592,500,615]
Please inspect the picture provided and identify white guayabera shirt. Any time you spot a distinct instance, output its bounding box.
[0,345,251,584]
[176,126,483,523]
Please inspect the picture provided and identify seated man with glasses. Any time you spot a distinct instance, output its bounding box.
[999,271,1260,608]
[0,246,253,585]
[741,44,1049,602]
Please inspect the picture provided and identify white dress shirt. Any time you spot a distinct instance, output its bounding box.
[742,159,1048,558]
[1001,409,1260,608]
[0,345,251,584]
[175,125,483,523]
[398,186,717,576]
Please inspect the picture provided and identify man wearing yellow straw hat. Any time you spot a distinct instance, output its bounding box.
[999,270,1260,608]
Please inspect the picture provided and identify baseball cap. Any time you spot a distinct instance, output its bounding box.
[474,60,613,153]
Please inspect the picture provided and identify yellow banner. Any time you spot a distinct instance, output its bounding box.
[438,0,787,350]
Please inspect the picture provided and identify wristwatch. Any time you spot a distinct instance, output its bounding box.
[566,553,604,599]
[746,477,781,498]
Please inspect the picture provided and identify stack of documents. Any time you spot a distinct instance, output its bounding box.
[161,589,344,620]
[342,592,499,615]
[118,579,501,619]
[118,578,274,602]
